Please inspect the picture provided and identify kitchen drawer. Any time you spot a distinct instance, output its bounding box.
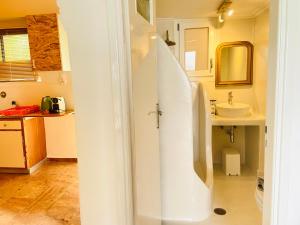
[0,120,22,130]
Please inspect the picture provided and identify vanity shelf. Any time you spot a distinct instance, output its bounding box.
[211,114,265,126]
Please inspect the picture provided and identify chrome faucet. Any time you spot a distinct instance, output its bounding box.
[228,91,233,105]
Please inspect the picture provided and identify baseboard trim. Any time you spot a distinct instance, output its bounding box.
[0,158,47,174]
[0,168,29,174]
[47,158,78,162]
[29,158,47,174]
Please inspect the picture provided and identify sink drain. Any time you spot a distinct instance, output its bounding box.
[214,208,227,215]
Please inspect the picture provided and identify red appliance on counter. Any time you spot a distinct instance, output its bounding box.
[0,105,40,116]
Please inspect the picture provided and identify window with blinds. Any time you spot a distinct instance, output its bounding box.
[0,29,36,82]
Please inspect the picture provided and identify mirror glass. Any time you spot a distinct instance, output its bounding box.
[216,41,253,86]
[220,46,247,81]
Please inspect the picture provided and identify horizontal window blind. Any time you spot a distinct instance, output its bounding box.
[0,29,36,82]
[0,61,37,82]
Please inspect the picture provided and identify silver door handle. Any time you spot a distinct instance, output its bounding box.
[148,103,163,129]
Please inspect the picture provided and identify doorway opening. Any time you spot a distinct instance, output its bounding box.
[156,0,269,224]
[0,1,80,224]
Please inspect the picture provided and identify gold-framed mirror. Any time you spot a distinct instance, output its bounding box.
[215,41,254,86]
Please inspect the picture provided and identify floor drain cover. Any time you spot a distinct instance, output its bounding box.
[214,208,227,215]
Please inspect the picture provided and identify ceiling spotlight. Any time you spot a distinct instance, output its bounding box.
[217,0,232,14]
[227,9,234,16]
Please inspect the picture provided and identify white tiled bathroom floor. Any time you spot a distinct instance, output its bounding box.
[165,165,262,225]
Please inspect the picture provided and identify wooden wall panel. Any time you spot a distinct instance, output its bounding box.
[23,117,47,167]
[26,14,62,71]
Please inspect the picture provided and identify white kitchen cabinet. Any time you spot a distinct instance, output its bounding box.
[44,114,77,159]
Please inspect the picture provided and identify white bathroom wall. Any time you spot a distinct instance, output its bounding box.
[196,19,258,112]
[157,18,261,112]
[254,10,269,115]
[157,16,270,115]
[205,16,268,170]
[0,72,74,110]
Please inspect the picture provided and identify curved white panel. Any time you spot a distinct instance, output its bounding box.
[157,37,213,223]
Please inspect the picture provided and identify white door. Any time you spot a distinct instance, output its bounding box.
[127,0,161,224]
[178,20,215,77]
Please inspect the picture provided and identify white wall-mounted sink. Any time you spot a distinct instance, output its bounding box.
[216,103,251,118]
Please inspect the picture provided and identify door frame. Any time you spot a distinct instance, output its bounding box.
[116,0,297,223]
[59,0,299,224]
[106,0,134,224]
[58,0,134,224]
[264,0,300,224]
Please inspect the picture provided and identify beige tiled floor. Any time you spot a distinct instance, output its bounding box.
[165,165,262,225]
[0,161,80,225]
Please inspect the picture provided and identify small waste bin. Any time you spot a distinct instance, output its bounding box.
[222,148,240,176]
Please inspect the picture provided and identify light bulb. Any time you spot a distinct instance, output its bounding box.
[227,9,234,16]
[218,13,225,23]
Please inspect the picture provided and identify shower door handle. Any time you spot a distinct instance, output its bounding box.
[157,104,163,129]
[148,103,163,129]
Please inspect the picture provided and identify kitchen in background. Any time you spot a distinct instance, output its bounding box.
[0,1,80,224]
[0,13,77,172]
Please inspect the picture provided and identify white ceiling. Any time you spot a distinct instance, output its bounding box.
[0,0,268,21]
[0,0,58,20]
[157,0,269,19]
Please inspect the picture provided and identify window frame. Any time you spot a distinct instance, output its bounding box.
[178,19,215,78]
[0,28,29,63]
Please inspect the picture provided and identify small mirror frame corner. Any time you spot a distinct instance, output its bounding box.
[215,41,254,87]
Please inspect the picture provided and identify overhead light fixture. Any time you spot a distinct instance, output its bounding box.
[217,0,234,23]
[217,0,232,14]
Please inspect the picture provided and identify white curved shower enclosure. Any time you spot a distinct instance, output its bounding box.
[157,37,213,223]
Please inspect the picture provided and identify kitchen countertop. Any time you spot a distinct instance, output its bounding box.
[0,110,75,119]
